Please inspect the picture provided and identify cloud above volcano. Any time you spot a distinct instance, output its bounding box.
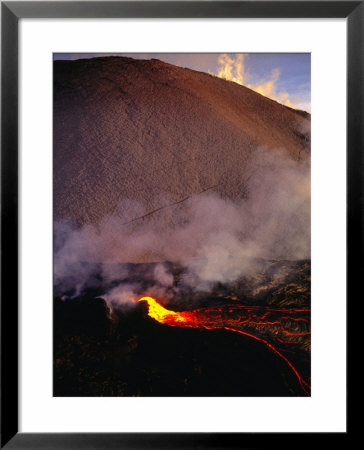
[215,53,309,111]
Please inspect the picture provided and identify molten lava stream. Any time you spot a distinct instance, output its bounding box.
[138,296,311,395]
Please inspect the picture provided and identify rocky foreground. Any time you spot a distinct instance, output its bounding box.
[54,259,310,397]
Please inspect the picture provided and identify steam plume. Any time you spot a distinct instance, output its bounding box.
[54,147,310,307]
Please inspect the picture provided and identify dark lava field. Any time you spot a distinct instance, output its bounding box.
[54,259,310,397]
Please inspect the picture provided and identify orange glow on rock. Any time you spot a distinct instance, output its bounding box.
[138,295,311,395]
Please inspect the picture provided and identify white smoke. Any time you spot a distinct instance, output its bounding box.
[54,147,310,306]
[103,283,141,309]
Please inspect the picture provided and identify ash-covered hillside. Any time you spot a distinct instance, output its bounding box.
[54,56,310,228]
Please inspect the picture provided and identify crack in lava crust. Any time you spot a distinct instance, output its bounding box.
[138,296,311,395]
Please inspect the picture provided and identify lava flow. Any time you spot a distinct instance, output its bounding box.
[138,296,311,395]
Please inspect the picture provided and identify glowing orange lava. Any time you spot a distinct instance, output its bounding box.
[138,296,311,395]
[138,296,186,323]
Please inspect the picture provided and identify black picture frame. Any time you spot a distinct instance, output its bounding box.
[1,1,359,448]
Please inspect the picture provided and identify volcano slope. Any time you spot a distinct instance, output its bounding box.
[54,56,310,230]
[54,56,311,397]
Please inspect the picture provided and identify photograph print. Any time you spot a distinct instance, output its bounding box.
[53,53,311,397]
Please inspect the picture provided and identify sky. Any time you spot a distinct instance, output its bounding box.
[54,53,311,112]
